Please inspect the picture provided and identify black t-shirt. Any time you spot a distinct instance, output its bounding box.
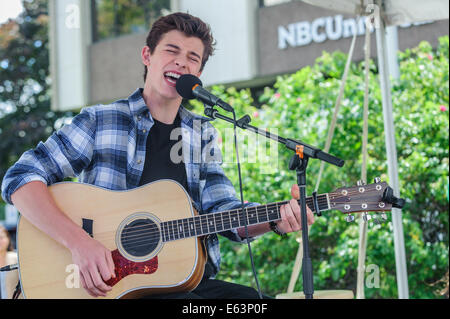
[138,114,188,191]
[138,113,215,278]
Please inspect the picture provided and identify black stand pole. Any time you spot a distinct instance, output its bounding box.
[203,106,344,299]
[289,153,314,298]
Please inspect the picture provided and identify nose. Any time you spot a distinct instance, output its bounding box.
[174,56,188,69]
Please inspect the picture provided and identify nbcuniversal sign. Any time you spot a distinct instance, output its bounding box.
[277,14,433,50]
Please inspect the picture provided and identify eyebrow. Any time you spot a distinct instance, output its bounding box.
[165,44,202,60]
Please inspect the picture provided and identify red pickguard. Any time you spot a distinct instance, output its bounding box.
[105,249,158,287]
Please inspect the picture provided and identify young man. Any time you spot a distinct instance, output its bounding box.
[1,12,314,298]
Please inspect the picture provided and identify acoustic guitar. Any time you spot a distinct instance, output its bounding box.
[16,179,399,299]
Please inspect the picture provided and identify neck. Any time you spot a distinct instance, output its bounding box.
[0,250,6,266]
[142,85,182,124]
[160,193,330,242]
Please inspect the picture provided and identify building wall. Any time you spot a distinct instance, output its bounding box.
[49,0,449,111]
[258,1,449,77]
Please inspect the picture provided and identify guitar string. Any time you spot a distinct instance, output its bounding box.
[99,197,328,238]
[118,208,391,251]
[117,200,386,247]
[99,194,380,245]
[121,205,391,251]
[100,186,384,239]
[119,186,384,238]
[95,187,387,249]
[96,199,381,248]
[100,198,330,241]
[118,207,286,244]
[116,190,379,240]
[95,188,384,245]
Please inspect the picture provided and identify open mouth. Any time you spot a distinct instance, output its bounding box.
[164,71,181,85]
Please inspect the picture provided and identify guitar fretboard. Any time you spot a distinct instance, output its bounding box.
[160,193,329,242]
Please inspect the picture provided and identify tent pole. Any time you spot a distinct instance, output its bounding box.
[375,0,409,299]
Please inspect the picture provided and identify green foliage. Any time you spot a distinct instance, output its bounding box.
[94,0,170,41]
[188,37,449,299]
[0,0,74,190]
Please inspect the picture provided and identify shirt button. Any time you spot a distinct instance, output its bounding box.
[137,116,142,121]
[142,129,147,133]
[137,159,142,164]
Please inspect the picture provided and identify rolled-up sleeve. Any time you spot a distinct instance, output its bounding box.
[1,107,96,204]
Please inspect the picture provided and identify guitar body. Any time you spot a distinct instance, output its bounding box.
[17,180,207,299]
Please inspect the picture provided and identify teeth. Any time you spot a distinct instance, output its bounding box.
[164,72,181,79]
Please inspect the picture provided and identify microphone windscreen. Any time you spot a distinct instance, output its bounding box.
[176,74,203,99]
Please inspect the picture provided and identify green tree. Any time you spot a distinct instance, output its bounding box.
[188,37,449,299]
[0,0,74,201]
[94,0,170,41]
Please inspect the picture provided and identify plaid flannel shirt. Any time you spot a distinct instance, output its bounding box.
[1,88,257,278]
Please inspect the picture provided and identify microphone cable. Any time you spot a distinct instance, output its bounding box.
[231,109,263,299]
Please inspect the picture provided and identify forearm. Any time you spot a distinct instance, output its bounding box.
[237,222,271,239]
[11,180,88,250]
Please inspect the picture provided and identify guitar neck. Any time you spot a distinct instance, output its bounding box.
[160,193,330,242]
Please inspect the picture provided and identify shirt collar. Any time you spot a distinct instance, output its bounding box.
[128,88,212,125]
[128,88,149,116]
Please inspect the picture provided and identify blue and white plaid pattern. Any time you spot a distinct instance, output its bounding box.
[1,88,257,278]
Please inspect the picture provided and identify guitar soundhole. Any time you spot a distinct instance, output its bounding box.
[120,218,160,258]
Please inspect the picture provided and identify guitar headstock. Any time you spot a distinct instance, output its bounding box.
[328,177,403,223]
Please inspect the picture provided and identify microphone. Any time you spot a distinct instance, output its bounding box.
[176,74,234,112]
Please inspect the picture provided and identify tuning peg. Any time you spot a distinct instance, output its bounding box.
[374,177,381,183]
[380,213,388,221]
[345,214,355,222]
[357,180,366,186]
[362,213,371,222]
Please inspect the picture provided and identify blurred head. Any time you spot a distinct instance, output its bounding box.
[143,12,215,82]
[0,225,13,253]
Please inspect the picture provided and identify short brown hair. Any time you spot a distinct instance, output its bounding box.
[143,12,215,82]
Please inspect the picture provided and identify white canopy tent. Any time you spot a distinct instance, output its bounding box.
[299,0,449,299]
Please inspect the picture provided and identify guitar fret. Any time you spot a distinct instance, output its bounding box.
[174,220,179,240]
[239,209,246,226]
[258,206,268,223]
[201,215,208,234]
[188,218,195,237]
[256,207,260,223]
[161,222,166,242]
[161,193,332,242]
[194,216,201,236]
[215,213,223,232]
[267,204,278,221]
[248,207,258,225]
[231,210,239,228]
[207,214,215,233]
[182,218,189,238]
[169,221,175,241]
[222,211,231,230]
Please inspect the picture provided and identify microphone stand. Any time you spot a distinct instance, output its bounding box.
[203,106,344,299]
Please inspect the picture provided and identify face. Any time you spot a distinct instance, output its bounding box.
[0,229,10,253]
[142,30,204,101]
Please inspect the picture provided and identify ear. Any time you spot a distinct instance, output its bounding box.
[141,46,151,66]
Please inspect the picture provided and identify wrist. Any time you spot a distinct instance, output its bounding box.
[269,221,287,238]
[65,226,91,251]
